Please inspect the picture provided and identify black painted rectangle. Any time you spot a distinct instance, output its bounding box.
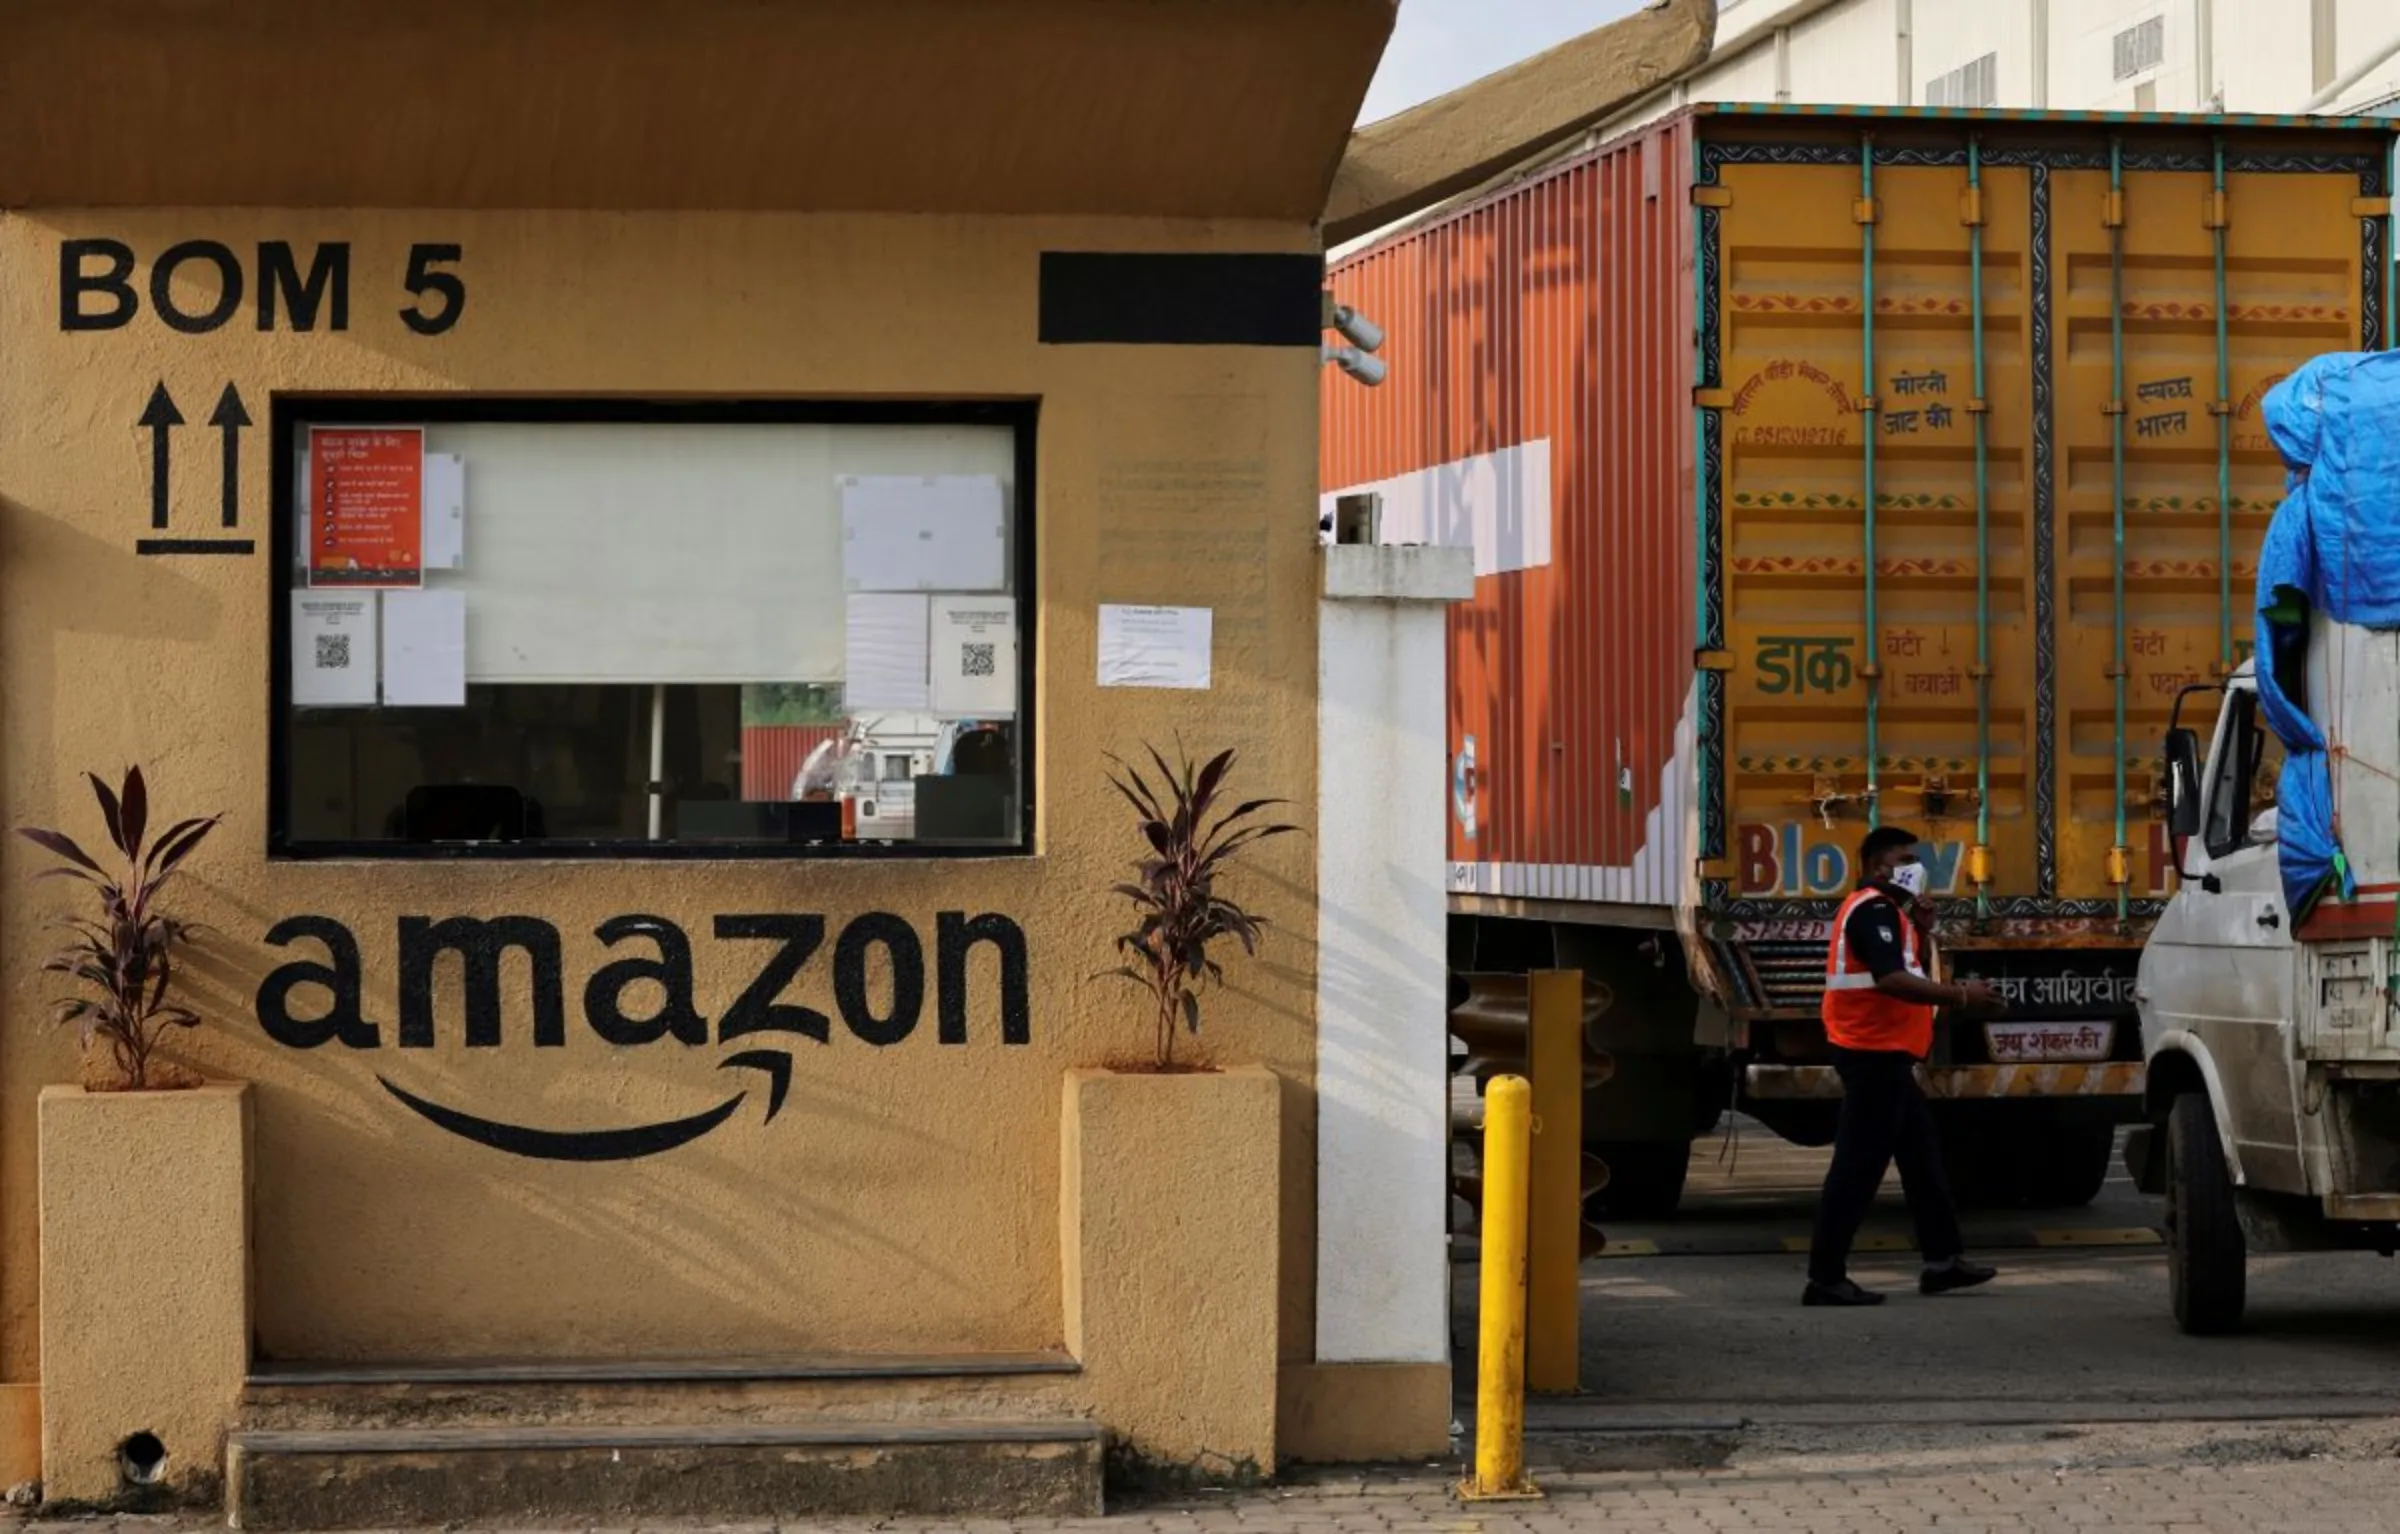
[138,538,255,556]
[1038,252,1323,346]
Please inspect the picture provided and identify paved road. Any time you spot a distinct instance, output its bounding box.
[47,1419,2400,1531]
[1607,1115,2168,1256]
[46,1126,2400,1531]
[101,1419,2400,1531]
[59,1123,2396,1532]
[1454,1119,2400,1426]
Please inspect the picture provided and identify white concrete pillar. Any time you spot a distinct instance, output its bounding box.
[1314,544,1474,1364]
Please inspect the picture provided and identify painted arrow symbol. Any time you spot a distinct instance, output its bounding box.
[138,382,183,531]
[208,383,249,529]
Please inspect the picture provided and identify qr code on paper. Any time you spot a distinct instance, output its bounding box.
[315,633,352,671]
[961,643,996,678]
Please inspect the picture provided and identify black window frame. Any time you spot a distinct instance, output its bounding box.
[267,395,1039,862]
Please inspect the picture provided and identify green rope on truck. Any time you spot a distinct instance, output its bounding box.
[2211,138,2235,678]
[1861,131,1882,829]
[2108,137,2131,926]
[1970,134,1992,924]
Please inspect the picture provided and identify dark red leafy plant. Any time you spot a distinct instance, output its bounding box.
[1104,744,1297,1070]
[18,768,220,1091]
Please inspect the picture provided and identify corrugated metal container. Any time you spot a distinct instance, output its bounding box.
[1325,115,1699,911]
[739,724,844,801]
[1325,105,2400,972]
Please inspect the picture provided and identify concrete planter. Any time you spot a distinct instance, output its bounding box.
[39,1082,250,1508]
[1061,1065,1280,1481]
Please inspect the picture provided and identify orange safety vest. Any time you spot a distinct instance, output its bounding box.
[1821,885,1938,1057]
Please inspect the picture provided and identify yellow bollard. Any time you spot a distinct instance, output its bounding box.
[1525,969,1584,1393]
[1458,1074,1541,1501]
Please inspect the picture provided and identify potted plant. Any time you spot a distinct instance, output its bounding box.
[23,769,248,1511]
[19,767,219,1091]
[1068,743,1299,1481]
[1101,743,1297,1070]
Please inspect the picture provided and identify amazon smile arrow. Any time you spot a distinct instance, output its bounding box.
[377,1050,795,1162]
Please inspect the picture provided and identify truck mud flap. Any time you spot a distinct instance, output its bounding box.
[1744,1063,2143,1100]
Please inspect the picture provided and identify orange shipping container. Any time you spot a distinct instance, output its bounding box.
[1325,107,2400,1204]
[1326,104,2400,940]
[739,724,845,802]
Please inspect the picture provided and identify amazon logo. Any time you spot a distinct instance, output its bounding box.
[254,910,1029,1162]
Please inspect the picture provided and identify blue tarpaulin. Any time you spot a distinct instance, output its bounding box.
[2251,349,2400,916]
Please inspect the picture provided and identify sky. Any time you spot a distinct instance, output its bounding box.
[1358,0,1652,124]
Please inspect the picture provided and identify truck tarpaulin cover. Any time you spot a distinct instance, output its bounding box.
[2253,350,2400,917]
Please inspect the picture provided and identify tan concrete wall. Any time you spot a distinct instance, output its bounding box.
[39,1084,250,1504]
[0,0,1392,218]
[1063,1068,1281,1475]
[0,210,1323,1372]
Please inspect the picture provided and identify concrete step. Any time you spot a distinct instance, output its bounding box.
[242,1351,1082,1431]
[226,1418,1106,1529]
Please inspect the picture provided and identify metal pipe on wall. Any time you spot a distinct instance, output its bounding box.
[1895,0,1913,104]
[2305,25,2400,111]
[2031,0,2050,110]
[2196,0,2217,110]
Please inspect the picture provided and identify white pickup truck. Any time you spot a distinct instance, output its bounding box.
[2137,650,2400,1336]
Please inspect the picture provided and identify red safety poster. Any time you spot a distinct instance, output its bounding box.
[310,427,424,587]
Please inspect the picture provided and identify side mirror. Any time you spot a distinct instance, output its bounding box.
[2164,728,2203,840]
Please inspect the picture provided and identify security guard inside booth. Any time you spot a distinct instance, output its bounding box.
[1805,825,2005,1307]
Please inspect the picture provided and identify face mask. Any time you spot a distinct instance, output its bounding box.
[1889,861,1927,899]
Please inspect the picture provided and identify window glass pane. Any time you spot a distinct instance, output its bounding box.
[278,409,1027,856]
[2204,694,2254,859]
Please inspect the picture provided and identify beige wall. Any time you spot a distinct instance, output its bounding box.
[0,209,1325,1371]
[1604,0,2400,126]
[1784,0,1905,104]
[2054,0,2202,111]
[1702,36,1786,107]
[1912,0,2039,104]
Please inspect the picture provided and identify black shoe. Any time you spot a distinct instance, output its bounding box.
[1921,1259,1997,1296]
[1802,1279,1886,1307]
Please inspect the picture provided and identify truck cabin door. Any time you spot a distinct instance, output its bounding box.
[2150,681,2302,1187]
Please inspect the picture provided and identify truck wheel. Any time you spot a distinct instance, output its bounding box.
[2024,1120,2116,1209]
[2167,1093,2246,1336]
[1586,1140,1691,1221]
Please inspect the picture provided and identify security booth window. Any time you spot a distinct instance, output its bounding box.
[271,400,1034,858]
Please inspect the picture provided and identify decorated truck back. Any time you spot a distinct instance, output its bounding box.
[1320,104,2400,1217]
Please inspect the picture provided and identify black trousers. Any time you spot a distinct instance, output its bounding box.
[1807,1046,1965,1285]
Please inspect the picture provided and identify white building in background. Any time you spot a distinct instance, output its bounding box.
[1325,2,2400,260]
[1598,0,2400,131]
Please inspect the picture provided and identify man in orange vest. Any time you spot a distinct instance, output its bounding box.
[1804,825,2002,1307]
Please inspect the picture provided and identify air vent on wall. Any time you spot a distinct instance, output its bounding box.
[2114,16,2165,81]
[1926,52,1999,109]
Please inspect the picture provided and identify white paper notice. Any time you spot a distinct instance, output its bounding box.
[292,592,380,706]
[839,475,1008,594]
[1097,604,1212,690]
[845,593,931,711]
[381,589,468,707]
[421,452,465,570]
[929,595,1018,716]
